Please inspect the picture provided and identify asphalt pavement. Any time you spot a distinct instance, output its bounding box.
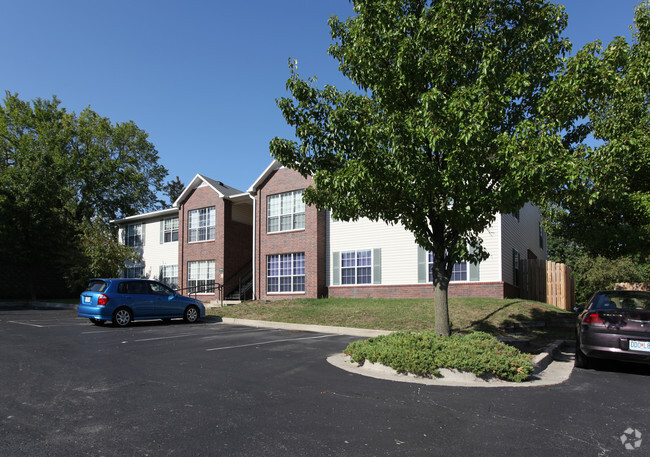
[1,304,649,456]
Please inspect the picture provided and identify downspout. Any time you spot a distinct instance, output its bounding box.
[249,192,257,300]
[178,205,184,292]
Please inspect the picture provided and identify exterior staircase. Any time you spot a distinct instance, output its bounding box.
[225,269,253,303]
[205,269,253,308]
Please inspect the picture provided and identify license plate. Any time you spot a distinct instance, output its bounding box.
[84,296,91,303]
[629,340,650,352]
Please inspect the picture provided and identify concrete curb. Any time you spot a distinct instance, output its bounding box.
[218,317,570,370]
[219,317,392,338]
[328,351,575,388]
[531,339,570,374]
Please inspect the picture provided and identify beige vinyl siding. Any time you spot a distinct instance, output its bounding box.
[119,217,178,282]
[327,216,418,285]
[500,203,547,285]
[327,214,508,286]
[476,217,502,283]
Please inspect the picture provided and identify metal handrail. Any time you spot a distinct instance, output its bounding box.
[176,281,224,306]
[238,270,253,301]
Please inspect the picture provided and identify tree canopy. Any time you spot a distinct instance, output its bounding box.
[0,92,167,297]
[543,2,650,261]
[163,176,185,208]
[271,0,572,335]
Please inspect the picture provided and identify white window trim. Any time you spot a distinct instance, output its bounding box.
[267,190,306,234]
[267,253,306,294]
[331,248,381,286]
[341,249,373,285]
[125,223,144,247]
[161,217,179,244]
[420,248,479,283]
[123,263,144,279]
[187,260,216,294]
[188,207,216,243]
[159,264,178,290]
[513,249,521,287]
[428,254,470,283]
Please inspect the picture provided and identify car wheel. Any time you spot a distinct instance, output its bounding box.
[183,305,199,324]
[574,343,591,369]
[112,308,132,327]
[89,318,105,326]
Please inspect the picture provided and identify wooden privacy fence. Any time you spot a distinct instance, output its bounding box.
[521,260,575,311]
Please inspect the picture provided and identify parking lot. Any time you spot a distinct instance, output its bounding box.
[2,304,650,456]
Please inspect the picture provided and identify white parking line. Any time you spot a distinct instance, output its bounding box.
[206,333,337,351]
[134,334,195,343]
[7,321,44,328]
[201,327,274,337]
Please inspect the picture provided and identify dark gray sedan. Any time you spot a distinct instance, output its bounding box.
[575,290,650,368]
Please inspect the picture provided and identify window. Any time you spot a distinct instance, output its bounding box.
[332,249,381,286]
[342,250,372,285]
[125,223,143,247]
[539,223,544,249]
[188,260,215,293]
[86,280,108,292]
[149,281,174,296]
[267,190,305,233]
[162,217,179,243]
[451,261,468,282]
[188,207,215,242]
[124,264,144,279]
[267,253,305,293]
[118,281,150,294]
[160,264,178,290]
[513,249,520,287]
[428,252,468,282]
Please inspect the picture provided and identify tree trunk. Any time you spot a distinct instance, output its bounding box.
[432,256,451,336]
[434,280,450,336]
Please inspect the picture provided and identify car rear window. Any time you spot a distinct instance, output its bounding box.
[591,292,650,311]
[86,280,108,292]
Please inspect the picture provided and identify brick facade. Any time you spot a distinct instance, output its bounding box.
[124,164,530,303]
[178,184,253,300]
[251,164,523,301]
[253,167,326,300]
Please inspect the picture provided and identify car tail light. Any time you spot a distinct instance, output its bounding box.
[583,312,605,327]
[97,294,109,307]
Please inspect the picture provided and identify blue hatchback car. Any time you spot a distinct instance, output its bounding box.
[78,278,206,327]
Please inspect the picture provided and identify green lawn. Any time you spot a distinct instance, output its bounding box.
[209,297,574,338]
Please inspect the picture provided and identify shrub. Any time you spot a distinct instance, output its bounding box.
[344,331,534,383]
[573,255,650,303]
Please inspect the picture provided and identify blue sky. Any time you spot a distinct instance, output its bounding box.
[0,0,642,196]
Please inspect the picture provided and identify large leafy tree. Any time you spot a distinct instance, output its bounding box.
[0,92,167,297]
[544,2,650,261]
[162,176,185,207]
[271,0,571,335]
[65,219,142,293]
[0,95,77,297]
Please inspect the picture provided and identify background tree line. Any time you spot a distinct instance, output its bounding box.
[543,1,650,302]
[0,92,180,299]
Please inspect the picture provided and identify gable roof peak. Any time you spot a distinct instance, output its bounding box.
[248,159,283,193]
[173,173,244,206]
